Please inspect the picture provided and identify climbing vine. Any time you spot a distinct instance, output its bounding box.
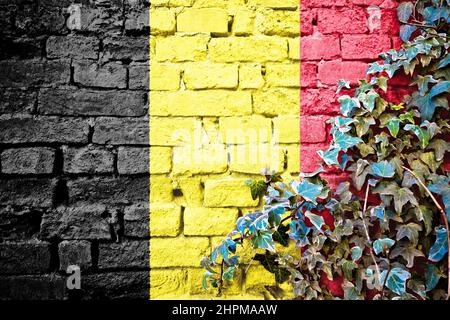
[201,0,450,300]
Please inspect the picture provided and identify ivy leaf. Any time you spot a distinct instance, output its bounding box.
[340,260,357,280]
[373,238,395,255]
[371,206,385,220]
[438,53,450,69]
[370,160,395,178]
[294,180,323,204]
[338,95,360,117]
[428,227,449,262]
[397,1,414,22]
[427,139,450,162]
[305,211,325,232]
[396,223,422,244]
[390,244,425,268]
[200,257,217,274]
[413,205,433,235]
[289,219,311,246]
[245,180,267,200]
[428,175,450,221]
[336,79,351,93]
[351,246,363,261]
[404,122,438,149]
[202,270,214,289]
[358,90,378,112]
[377,76,388,92]
[333,130,363,151]
[380,268,411,296]
[317,147,339,166]
[387,118,401,137]
[373,182,419,213]
[272,224,289,247]
[425,264,441,291]
[429,81,450,98]
[223,266,235,281]
[251,230,276,253]
[400,25,417,42]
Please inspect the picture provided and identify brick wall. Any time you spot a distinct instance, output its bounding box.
[149,0,300,299]
[0,0,149,300]
[300,0,400,188]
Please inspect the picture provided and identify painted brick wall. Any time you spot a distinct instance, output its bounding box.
[0,0,150,300]
[300,0,400,188]
[149,0,300,299]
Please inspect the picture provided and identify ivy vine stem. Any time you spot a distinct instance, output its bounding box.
[361,182,381,285]
[401,165,450,300]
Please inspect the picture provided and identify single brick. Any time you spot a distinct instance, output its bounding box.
[46,35,98,59]
[93,117,148,145]
[0,89,36,114]
[184,207,238,236]
[67,5,123,33]
[300,116,328,143]
[204,179,259,207]
[273,115,300,144]
[58,240,92,271]
[317,8,368,34]
[150,175,173,203]
[0,179,56,208]
[300,62,317,87]
[239,63,264,89]
[149,117,199,146]
[68,177,148,205]
[155,34,210,62]
[118,147,149,175]
[124,203,149,238]
[0,275,66,300]
[150,237,209,267]
[300,35,340,60]
[98,241,148,269]
[184,63,238,89]
[300,10,314,35]
[129,62,149,90]
[1,147,55,175]
[150,91,252,116]
[209,37,287,62]
[0,241,51,275]
[82,271,148,299]
[172,144,228,175]
[150,203,181,237]
[253,89,299,116]
[40,205,111,240]
[248,0,299,8]
[102,36,148,61]
[150,147,172,174]
[63,146,114,174]
[150,269,186,298]
[38,89,146,116]
[0,59,70,88]
[300,144,326,173]
[176,177,203,206]
[256,9,300,37]
[234,10,255,35]
[0,207,42,240]
[73,60,127,89]
[125,2,149,31]
[288,38,300,60]
[285,144,300,174]
[341,35,391,59]
[229,144,285,174]
[150,8,176,35]
[177,8,228,34]
[266,64,300,88]
[150,63,180,91]
[219,115,272,144]
[318,60,368,85]
[301,88,340,115]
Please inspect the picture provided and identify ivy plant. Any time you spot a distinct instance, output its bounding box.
[201,0,450,300]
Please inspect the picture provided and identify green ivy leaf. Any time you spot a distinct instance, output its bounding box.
[293,180,324,204]
[338,95,360,117]
[373,238,395,255]
[351,246,363,261]
[305,211,325,232]
[251,230,276,253]
[373,182,419,213]
[396,223,422,244]
[333,131,363,151]
[428,227,449,262]
[317,147,340,166]
[390,244,425,268]
[370,160,396,178]
[380,268,411,296]
[245,180,267,200]
[223,266,235,281]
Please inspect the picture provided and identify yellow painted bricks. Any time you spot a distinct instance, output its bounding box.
[150,0,300,299]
